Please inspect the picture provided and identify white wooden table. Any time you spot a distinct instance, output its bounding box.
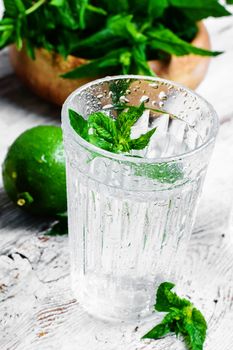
[1,9,233,350]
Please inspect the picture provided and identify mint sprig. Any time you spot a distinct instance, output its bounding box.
[0,1,231,74]
[142,282,207,350]
[69,103,157,154]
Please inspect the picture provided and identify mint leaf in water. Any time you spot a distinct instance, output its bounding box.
[116,103,146,138]
[69,109,88,139]
[129,128,157,150]
[68,105,183,184]
[134,162,183,184]
[142,282,207,350]
[68,103,156,153]
[88,112,117,143]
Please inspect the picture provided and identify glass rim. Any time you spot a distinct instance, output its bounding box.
[62,75,219,164]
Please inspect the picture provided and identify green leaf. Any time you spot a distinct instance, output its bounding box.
[148,26,222,57]
[107,14,147,43]
[110,79,132,106]
[51,1,79,30]
[132,44,155,76]
[3,0,25,15]
[170,0,231,20]
[183,308,207,350]
[99,0,129,13]
[69,109,88,139]
[134,162,183,183]
[142,322,171,339]
[142,282,207,350]
[61,49,125,79]
[88,112,117,143]
[25,39,36,59]
[116,103,145,139]
[3,0,17,16]
[86,4,107,16]
[71,28,114,52]
[0,28,13,48]
[88,135,114,152]
[129,128,157,150]
[15,19,23,50]
[50,0,66,7]
[148,0,169,19]
[142,308,182,339]
[155,282,191,312]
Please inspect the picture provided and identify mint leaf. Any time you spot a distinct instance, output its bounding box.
[134,162,183,184]
[132,44,156,76]
[50,0,66,6]
[68,103,159,154]
[170,0,231,20]
[61,49,124,79]
[110,79,132,107]
[148,26,221,57]
[116,103,145,139]
[155,282,191,312]
[69,109,88,139]
[142,320,171,339]
[99,0,129,14]
[142,308,183,339]
[88,112,117,143]
[142,282,207,350]
[183,308,207,350]
[4,0,25,15]
[148,0,169,19]
[88,135,113,152]
[129,128,157,150]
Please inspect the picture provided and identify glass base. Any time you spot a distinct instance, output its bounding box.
[71,274,163,321]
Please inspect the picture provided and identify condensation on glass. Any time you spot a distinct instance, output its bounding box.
[62,76,218,321]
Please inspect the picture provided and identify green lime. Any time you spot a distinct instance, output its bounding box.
[2,125,67,217]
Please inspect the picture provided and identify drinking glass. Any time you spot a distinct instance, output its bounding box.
[62,76,218,321]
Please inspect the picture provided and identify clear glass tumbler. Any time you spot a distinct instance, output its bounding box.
[62,76,218,321]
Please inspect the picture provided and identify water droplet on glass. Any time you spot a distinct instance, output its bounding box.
[159,91,167,100]
[103,104,114,110]
[159,101,164,108]
[119,95,129,103]
[140,95,150,103]
[149,83,159,89]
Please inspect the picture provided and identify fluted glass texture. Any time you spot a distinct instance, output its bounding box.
[62,76,218,320]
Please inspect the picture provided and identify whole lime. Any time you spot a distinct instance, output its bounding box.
[2,125,67,216]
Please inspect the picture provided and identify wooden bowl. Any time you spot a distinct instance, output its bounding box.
[9,23,211,106]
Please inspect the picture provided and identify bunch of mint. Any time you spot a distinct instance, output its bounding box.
[142,282,207,350]
[0,0,232,77]
[69,103,157,154]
